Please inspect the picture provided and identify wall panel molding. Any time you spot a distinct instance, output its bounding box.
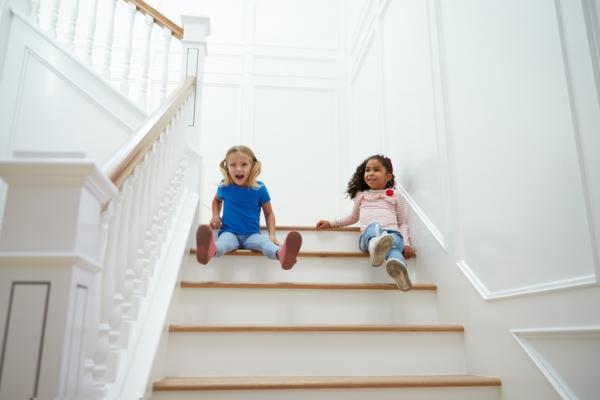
[553,0,600,283]
[348,0,375,56]
[399,186,446,251]
[458,259,597,300]
[512,326,600,399]
[0,282,50,399]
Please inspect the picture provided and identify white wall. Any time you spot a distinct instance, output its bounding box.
[154,0,347,226]
[347,0,600,398]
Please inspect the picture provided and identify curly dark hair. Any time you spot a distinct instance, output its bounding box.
[346,155,395,199]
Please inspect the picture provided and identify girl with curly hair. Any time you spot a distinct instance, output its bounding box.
[316,155,416,290]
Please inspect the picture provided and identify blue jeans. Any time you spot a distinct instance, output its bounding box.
[358,222,406,264]
[216,231,278,259]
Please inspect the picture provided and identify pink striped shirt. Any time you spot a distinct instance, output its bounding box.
[332,189,411,246]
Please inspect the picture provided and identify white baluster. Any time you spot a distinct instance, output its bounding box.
[120,2,137,94]
[66,0,80,51]
[102,0,118,79]
[160,27,172,102]
[138,14,154,108]
[49,0,62,39]
[30,0,41,26]
[84,0,99,65]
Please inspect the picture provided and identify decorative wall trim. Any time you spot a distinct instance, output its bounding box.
[63,284,88,396]
[348,0,375,55]
[11,11,145,120]
[511,326,600,399]
[349,28,375,85]
[253,55,337,80]
[553,0,600,282]
[0,282,50,398]
[0,253,100,272]
[399,186,446,251]
[457,259,597,300]
[251,0,339,51]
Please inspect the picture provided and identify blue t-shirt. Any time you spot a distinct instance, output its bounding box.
[217,181,271,235]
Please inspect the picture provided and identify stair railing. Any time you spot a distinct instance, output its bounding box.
[0,14,209,400]
[26,0,185,111]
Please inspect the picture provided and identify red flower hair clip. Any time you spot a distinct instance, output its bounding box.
[386,189,394,196]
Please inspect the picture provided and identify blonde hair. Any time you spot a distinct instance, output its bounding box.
[219,145,262,188]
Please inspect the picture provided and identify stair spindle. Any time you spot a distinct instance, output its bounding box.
[138,14,154,109]
[120,2,137,94]
[30,0,41,26]
[83,0,99,65]
[102,0,118,79]
[160,26,172,102]
[66,0,80,51]
[49,0,62,38]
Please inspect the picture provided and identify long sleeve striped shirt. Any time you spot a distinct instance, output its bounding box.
[332,189,411,246]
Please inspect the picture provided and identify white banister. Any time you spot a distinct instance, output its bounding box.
[30,0,40,25]
[102,0,118,79]
[159,26,172,102]
[48,0,61,38]
[138,13,154,108]
[83,0,99,65]
[66,0,79,51]
[120,2,137,94]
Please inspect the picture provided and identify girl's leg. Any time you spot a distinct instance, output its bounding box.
[215,231,241,257]
[384,231,411,291]
[241,233,279,260]
[385,231,407,264]
[358,223,381,252]
[243,232,302,269]
[359,223,393,267]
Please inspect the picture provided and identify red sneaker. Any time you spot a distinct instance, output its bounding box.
[196,225,216,265]
[278,231,302,270]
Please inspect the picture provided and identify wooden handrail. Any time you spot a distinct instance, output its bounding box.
[126,0,184,40]
[103,77,196,190]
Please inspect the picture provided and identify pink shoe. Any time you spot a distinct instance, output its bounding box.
[196,225,216,265]
[278,231,302,270]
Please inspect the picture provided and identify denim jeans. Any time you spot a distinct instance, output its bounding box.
[358,222,406,264]
[216,231,278,259]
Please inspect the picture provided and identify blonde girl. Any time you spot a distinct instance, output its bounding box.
[196,145,302,269]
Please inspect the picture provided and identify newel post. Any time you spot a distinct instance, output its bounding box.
[180,15,210,152]
[0,159,117,399]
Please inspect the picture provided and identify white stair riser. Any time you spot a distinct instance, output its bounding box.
[269,230,361,252]
[174,289,438,325]
[182,257,418,284]
[152,386,501,400]
[165,332,466,376]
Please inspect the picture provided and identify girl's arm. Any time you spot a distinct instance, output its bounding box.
[210,195,223,229]
[262,201,280,245]
[316,195,361,229]
[395,194,416,258]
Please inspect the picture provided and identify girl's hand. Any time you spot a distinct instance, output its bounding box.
[210,215,222,229]
[403,245,416,259]
[269,234,280,246]
[316,220,332,230]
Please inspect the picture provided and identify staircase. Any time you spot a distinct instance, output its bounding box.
[149,227,501,399]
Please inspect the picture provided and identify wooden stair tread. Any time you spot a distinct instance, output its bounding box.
[153,375,501,391]
[260,225,360,232]
[169,324,464,333]
[180,281,437,291]
[190,248,368,258]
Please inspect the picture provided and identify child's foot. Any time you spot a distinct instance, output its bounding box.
[386,258,412,291]
[278,231,302,270]
[196,225,216,265]
[368,234,393,267]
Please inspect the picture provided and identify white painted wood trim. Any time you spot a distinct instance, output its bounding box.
[511,326,600,400]
[457,260,597,301]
